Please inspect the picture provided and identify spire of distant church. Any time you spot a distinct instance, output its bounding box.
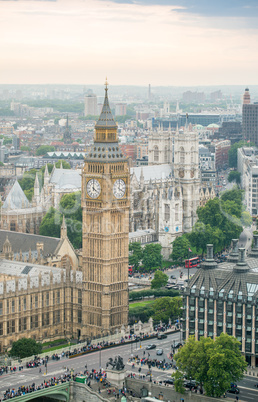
[63,114,72,144]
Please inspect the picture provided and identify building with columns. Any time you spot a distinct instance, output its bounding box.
[183,239,258,367]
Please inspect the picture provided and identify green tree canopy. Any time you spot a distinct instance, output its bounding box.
[228,140,254,168]
[20,146,31,152]
[55,159,71,169]
[3,137,12,145]
[151,270,168,289]
[60,192,82,221]
[39,207,62,238]
[228,170,241,185]
[170,235,190,262]
[175,333,247,397]
[9,338,42,359]
[129,242,143,269]
[196,196,243,249]
[142,243,162,270]
[152,296,182,323]
[36,145,55,156]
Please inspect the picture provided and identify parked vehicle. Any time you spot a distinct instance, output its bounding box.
[227,387,240,394]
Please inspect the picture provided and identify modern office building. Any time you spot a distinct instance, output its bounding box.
[84,93,98,116]
[183,240,258,367]
[242,88,258,146]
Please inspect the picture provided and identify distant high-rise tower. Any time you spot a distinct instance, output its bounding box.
[242,88,258,145]
[84,93,98,116]
[243,87,251,105]
[148,84,151,100]
[63,115,72,144]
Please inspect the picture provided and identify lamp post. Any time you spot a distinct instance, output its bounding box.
[99,346,102,369]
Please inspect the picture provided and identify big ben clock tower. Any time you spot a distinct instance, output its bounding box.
[81,80,130,337]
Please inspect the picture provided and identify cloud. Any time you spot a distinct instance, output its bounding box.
[101,0,258,18]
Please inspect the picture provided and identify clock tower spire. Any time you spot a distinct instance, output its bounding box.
[81,80,130,338]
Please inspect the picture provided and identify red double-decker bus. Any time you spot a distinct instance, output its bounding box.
[185,257,200,268]
[128,265,134,276]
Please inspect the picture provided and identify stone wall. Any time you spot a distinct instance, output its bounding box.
[69,382,109,402]
[125,378,220,402]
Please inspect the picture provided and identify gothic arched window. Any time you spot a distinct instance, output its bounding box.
[180,147,185,164]
[154,146,159,162]
[164,204,170,221]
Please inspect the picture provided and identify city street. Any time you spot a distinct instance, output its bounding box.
[0,333,257,401]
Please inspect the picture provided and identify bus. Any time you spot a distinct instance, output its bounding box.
[185,257,200,268]
[128,265,134,276]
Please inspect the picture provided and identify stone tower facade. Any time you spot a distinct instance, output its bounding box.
[148,125,173,165]
[174,125,200,232]
[81,82,130,338]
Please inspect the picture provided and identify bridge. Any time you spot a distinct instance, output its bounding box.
[7,383,70,401]
[129,277,151,286]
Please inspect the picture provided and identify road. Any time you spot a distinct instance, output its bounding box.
[0,333,257,401]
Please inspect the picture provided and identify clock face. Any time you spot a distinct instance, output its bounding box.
[86,179,101,199]
[113,179,126,199]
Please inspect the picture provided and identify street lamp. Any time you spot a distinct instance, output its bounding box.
[99,345,102,369]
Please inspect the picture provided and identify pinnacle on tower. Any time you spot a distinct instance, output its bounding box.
[44,164,49,178]
[61,214,67,239]
[95,79,117,130]
[34,172,39,188]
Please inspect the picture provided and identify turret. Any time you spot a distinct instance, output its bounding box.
[34,173,40,204]
[61,215,67,239]
[44,164,50,185]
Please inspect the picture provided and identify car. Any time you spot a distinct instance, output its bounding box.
[184,380,197,389]
[157,333,167,340]
[146,344,156,350]
[227,388,240,394]
[171,275,176,279]
[163,379,174,385]
[156,349,163,355]
[173,342,183,349]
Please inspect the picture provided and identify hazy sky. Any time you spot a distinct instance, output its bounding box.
[1,0,258,86]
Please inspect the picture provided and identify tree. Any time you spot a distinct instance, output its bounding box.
[129,242,143,269]
[151,270,168,289]
[9,338,42,359]
[20,146,31,152]
[172,370,185,394]
[60,192,82,221]
[55,159,71,169]
[170,235,190,263]
[39,207,62,238]
[228,170,241,185]
[175,333,247,397]
[36,145,55,156]
[152,296,182,323]
[196,197,242,249]
[142,243,162,270]
[228,140,254,168]
[3,137,12,145]
[241,210,252,227]
[220,187,243,207]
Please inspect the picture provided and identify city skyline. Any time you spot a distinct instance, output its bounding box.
[0,0,258,86]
